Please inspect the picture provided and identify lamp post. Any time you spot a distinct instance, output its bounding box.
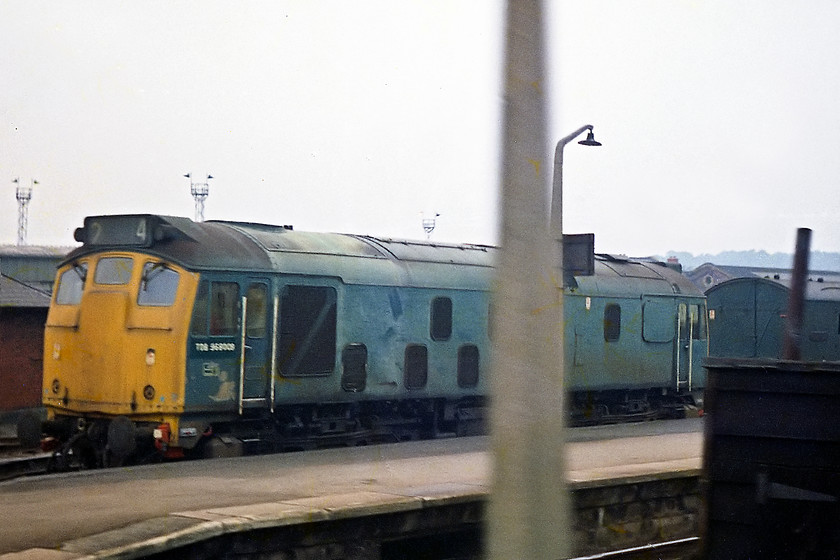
[551,125,601,284]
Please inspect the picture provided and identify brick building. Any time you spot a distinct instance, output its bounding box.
[1,246,72,418]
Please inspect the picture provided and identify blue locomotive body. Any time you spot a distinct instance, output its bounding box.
[565,256,707,422]
[38,214,705,464]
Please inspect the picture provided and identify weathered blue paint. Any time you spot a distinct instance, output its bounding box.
[52,214,710,458]
[707,276,840,360]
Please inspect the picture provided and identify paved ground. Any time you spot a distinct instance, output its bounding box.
[0,418,703,556]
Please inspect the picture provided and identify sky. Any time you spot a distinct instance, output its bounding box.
[2,1,839,258]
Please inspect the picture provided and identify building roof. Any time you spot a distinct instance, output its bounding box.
[686,262,840,292]
[0,245,72,308]
[706,274,840,303]
[0,274,52,308]
[0,245,77,258]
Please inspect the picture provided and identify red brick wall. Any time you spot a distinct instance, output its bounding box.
[0,307,46,412]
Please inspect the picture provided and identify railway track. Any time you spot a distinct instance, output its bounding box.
[0,451,50,481]
[571,537,701,560]
[0,435,50,480]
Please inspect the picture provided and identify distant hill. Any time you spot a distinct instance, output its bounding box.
[659,250,840,272]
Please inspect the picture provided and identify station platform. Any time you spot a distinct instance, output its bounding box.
[0,420,703,559]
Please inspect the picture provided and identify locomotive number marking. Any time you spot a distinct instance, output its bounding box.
[135,218,147,240]
[90,222,103,244]
[194,342,236,352]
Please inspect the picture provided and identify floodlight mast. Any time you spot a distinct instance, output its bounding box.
[421,213,440,239]
[14,178,36,245]
[185,173,213,222]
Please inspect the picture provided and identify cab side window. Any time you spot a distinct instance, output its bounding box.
[210,283,240,335]
[245,283,268,338]
[190,281,240,336]
[690,304,706,340]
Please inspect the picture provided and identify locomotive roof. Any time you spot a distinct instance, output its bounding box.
[64,215,497,290]
[227,221,497,289]
[576,254,704,298]
[64,214,702,296]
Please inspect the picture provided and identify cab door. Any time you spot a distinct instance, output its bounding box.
[676,302,705,391]
[240,281,273,411]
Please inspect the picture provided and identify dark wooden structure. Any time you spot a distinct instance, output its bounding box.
[702,358,840,559]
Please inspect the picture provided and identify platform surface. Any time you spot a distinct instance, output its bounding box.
[0,419,702,558]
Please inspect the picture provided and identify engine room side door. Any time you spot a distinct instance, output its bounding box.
[240,280,273,410]
[641,296,678,385]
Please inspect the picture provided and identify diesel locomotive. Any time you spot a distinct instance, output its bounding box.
[27,214,707,468]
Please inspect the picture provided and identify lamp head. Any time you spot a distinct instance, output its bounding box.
[578,130,602,147]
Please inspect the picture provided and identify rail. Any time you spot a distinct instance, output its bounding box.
[570,536,700,560]
[0,452,50,481]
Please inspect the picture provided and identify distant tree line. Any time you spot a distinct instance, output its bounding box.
[661,250,840,272]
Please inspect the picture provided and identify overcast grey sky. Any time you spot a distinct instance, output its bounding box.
[2,1,839,258]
